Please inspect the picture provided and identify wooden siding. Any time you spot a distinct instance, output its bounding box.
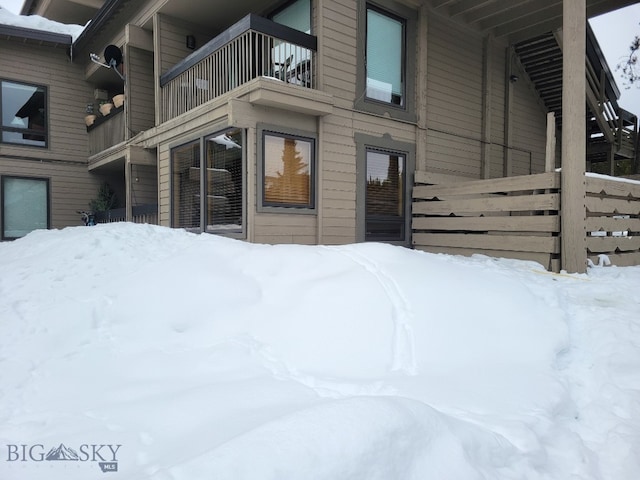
[0,158,101,229]
[321,0,357,108]
[426,13,484,178]
[510,59,548,176]
[131,164,158,206]
[128,47,155,135]
[0,41,92,163]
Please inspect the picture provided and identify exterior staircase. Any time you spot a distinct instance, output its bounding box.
[514,25,638,176]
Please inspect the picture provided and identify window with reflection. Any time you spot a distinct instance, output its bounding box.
[262,132,314,209]
[1,80,47,147]
[365,148,405,241]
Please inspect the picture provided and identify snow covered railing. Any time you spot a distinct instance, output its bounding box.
[586,174,640,267]
[160,14,316,123]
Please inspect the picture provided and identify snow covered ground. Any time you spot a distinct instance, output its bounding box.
[0,223,639,479]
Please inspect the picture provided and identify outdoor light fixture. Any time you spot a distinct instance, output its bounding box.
[510,74,519,83]
[90,45,125,82]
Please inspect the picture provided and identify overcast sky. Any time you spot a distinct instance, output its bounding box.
[0,0,639,115]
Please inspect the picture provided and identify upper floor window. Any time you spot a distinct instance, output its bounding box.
[355,1,416,122]
[1,80,47,148]
[270,0,311,34]
[366,6,405,106]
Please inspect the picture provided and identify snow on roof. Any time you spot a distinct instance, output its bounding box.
[0,5,86,41]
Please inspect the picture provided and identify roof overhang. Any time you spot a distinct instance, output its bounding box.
[0,23,72,46]
[428,0,640,44]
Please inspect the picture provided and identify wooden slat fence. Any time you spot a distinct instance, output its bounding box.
[412,171,561,271]
[586,174,640,266]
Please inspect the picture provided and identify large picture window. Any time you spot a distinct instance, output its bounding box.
[1,176,49,240]
[171,128,244,234]
[1,80,47,148]
[366,6,404,106]
[261,131,315,209]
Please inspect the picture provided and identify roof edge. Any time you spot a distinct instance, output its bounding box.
[72,0,125,52]
[0,23,72,45]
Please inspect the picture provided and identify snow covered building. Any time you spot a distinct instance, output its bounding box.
[1,0,639,272]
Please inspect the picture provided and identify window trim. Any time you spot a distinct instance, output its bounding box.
[169,126,247,238]
[355,0,416,122]
[355,133,414,246]
[257,124,317,213]
[0,78,49,149]
[268,0,312,34]
[1,175,51,241]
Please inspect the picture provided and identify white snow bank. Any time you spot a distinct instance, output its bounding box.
[0,223,639,479]
[0,6,85,40]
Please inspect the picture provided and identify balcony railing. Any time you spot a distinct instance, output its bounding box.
[87,106,125,156]
[160,14,317,123]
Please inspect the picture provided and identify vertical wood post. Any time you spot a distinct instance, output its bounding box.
[545,112,556,172]
[561,0,587,273]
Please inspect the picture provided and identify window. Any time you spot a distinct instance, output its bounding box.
[270,0,311,34]
[1,176,49,240]
[365,149,405,240]
[1,80,47,148]
[366,7,404,106]
[171,128,244,234]
[260,130,315,210]
[355,1,416,121]
[204,129,243,232]
[171,140,201,230]
[356,133,414,244]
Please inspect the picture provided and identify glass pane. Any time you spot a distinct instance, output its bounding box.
[272,0,311,34]
[366,8,403,106]
[365,150,404,240]
[171,141,201,229]
[1,81,47,147]
[205,128,243,232]
[264,134,312,207]
[3,177,48,239]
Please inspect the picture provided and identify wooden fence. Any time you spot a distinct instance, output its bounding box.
[586,174,640,266]
[412,171,640,271]
[412,171,562,271]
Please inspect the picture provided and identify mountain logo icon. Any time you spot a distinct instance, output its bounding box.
[45,443,80,461]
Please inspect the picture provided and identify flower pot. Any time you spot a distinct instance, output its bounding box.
[85,114,97,127]
[99,102,114,116]
[112,94,125,108]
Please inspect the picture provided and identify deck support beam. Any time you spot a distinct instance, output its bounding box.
[560,0,587,273]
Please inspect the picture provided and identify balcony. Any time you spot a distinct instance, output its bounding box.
[160,14,317,123]
[87,105,125,156]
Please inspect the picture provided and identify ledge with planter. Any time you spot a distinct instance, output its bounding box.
[85,94,125,128]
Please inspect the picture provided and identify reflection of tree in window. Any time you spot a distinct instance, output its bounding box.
[366,152,403,216]
[264,135,311,206]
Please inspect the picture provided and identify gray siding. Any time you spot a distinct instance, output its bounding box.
[0,39,103,232]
